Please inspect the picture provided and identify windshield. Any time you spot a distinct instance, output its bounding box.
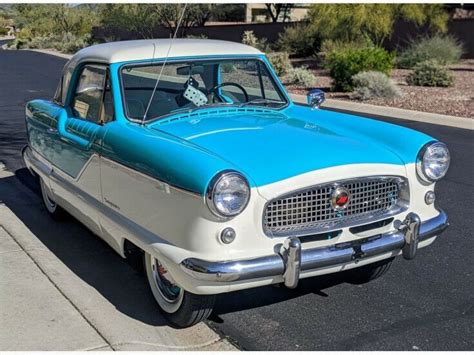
[120,58,287,121]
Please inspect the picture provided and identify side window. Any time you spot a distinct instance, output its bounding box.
[72,65,107,123]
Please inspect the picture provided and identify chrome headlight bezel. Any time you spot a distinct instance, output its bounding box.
[206,171,250,218]
[416,141,450,183]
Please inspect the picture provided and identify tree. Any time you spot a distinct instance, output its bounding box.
[307,4,449,46]
[98,4,216,39]
[99,4,158,39]
[155,4,215,36]
[12,4,98,38]
[264,4,294,23]
[210,4,245,22]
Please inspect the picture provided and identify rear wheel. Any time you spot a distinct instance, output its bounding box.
[345,258,394,284]
[40,178,66,220]
[144,252,215,328]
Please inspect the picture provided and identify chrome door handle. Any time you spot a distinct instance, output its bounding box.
[47,127,58,134]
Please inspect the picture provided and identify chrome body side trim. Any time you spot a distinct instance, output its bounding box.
[180,209,448,283]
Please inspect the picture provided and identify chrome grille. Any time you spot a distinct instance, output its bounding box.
[263,176,408,237]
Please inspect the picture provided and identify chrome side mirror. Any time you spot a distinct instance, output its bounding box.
[307,89,325,109]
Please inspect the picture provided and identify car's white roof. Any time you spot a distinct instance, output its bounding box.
[70,39,263,65]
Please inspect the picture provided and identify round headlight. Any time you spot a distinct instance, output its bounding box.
[207,171,250,217]
[416,141,450,183]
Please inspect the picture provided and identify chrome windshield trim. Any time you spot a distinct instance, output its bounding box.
[118,56,289,124]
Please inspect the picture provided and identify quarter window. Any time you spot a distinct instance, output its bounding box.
[72,65,107,123]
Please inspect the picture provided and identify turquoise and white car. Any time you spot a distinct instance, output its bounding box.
[23,39,450,327]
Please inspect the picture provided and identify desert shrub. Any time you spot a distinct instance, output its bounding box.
[26,35,55,49]
[277,24,320,57]
[406,60,454,87]
[11,33,91,53]
[319,39,375,63]
[53,34,91,53]
[10,38,27,49]
[267,52,292,76]
[326,46,395,92]
[398,35,463,68]
[242,30,271,52]
[352,71,401,100]
[284,66,317,87]
[320,38,374,56]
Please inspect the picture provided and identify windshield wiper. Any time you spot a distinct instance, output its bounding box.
[239,99,286,108]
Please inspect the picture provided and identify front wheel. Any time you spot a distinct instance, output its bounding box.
[144,252,215,328]
[345,258,394,285]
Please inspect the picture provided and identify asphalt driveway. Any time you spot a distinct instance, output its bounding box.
[0,45,473,350]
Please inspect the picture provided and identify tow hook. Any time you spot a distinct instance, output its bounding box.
[395,212,421,260]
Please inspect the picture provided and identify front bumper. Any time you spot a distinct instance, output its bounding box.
[181,210,448,287]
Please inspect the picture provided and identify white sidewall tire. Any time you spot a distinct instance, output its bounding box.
[40,178,58,214]
[145,252,184,314]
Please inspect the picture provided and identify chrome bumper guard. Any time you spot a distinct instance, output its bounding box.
[181,210,448,288]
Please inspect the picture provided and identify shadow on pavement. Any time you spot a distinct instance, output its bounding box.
[1,168,350,328]
[1,169,168,327]
[211,273,347,323]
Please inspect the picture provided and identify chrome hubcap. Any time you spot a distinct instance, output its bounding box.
[151,258,182,303]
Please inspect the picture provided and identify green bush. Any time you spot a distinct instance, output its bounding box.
[277,24,320,57]
[284,66,317,87]
[267,52,292,76]
[326,46,395,92]
[241,30,271,52]
[352,71,401,100]
[398,35,463,68]
[320,38,373,56]
[406,60,454,87]
[0,27,8,36]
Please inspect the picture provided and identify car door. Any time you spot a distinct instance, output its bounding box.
[48,63,114,235]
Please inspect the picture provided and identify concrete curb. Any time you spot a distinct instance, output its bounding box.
[291,94,473,130]
[23,48,74,60]
[0,164,237,351]
[18,48,473,130]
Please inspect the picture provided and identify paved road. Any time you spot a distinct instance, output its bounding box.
[0,46,473,351]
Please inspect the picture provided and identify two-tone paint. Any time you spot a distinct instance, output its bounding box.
[24,40,446,295]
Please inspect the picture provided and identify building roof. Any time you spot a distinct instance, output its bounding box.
[70,39,262,65]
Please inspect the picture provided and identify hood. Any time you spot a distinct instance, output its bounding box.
[149,108,412,187]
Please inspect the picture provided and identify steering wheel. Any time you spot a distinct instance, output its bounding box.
[209,82,249,103]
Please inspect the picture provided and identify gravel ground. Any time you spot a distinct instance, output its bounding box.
[287,59,474,118]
